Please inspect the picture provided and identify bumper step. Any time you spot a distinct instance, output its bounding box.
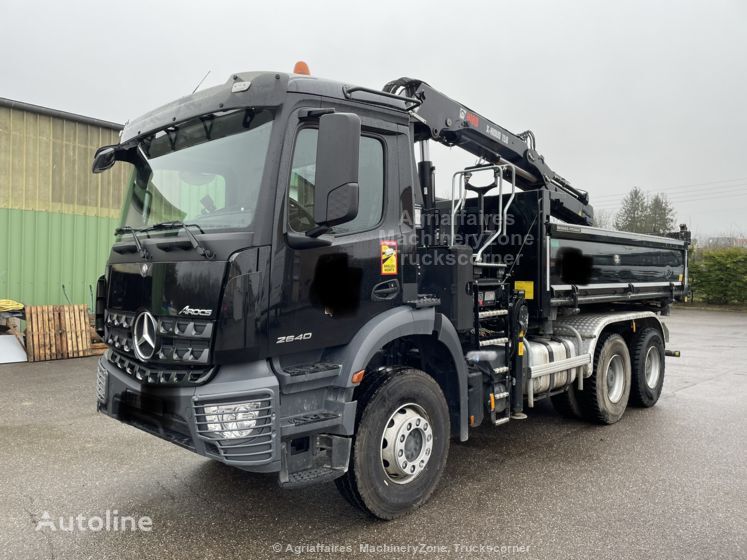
[279,467,345,489]
[287,412,339,427]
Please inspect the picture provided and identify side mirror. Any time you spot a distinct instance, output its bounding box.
[92,145,118,174]
[313,113,360,231]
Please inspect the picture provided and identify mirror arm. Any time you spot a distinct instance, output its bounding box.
[299,107,335,121]
[305,225,331,238]
[286,231,332,249]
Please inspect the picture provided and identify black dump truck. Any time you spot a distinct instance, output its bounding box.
[93,65,689,519]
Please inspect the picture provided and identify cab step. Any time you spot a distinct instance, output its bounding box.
[283,362,341,377]
[478,309,508,319]
[279,467,345,489]
[479,337,508,347]
[407,295,441,308]
[288,411,340,426]
[275,362,342,393]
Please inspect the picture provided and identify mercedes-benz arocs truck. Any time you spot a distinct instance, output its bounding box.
[93,66,688,519]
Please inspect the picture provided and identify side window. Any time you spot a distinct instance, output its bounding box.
[288,129,384,234]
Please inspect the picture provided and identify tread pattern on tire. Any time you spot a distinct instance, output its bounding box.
[335,367,410,516]
[629,328,664,407]
[577,332,627,424]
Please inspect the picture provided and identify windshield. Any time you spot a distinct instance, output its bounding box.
[119,108,273,232]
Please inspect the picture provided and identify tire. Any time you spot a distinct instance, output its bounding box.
[629,328,665,407]
[577,333,631,424]
[551,384,583,419]
[335,367,450,520]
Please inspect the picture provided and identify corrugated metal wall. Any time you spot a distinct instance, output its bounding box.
[0,103,128,306]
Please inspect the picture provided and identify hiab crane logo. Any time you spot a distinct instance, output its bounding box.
[459,107,479,128]
[380,241,398,275]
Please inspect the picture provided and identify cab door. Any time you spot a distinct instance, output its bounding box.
[268,104,409,356]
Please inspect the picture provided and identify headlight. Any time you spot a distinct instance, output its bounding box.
[203,402,262,439]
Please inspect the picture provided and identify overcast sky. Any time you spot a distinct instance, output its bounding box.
[2,0,745,235]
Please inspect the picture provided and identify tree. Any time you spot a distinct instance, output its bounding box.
[646,194,676,235]
[614,187,649,232]
[613,187,677,234]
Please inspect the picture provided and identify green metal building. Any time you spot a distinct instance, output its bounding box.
[0,98,127,307]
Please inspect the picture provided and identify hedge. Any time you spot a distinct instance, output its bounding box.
[689,248,747,304]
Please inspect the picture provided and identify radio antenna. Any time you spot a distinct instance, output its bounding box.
[191,70,211,94]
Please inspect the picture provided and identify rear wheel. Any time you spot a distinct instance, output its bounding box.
[629,328,665,407]
[335,367,450,520]
[577,333,631,424]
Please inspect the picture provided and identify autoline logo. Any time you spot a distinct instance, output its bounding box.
[35,510,153,532]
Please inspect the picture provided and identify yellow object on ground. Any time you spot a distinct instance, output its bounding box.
[0,300,24,312]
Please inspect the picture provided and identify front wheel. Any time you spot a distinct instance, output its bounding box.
[335,367,450,520]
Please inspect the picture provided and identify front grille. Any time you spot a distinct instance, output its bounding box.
[105,311,136,353]
[104,309,214,365]
[192,391,276,466]
[107,310,136,329]
[156,340,210,364]
[156,317,212,364]
[109,350,214,386]
[96,362,108,403]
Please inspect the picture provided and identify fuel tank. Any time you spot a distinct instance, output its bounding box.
[523,337,579,396]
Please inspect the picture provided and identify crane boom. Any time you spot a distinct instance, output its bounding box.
[383,78,594,225]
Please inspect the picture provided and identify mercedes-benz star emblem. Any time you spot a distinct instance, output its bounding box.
[140,263,150,278]
[133,311,158,362]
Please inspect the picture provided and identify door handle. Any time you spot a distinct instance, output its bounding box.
[372,279,400,301]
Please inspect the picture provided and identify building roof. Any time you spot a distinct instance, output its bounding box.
[0,96,122,131]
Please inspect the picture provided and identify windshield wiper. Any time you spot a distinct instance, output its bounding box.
[145,221,215,259]
[114,226,151,259]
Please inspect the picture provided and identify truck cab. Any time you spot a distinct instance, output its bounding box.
[94,69,687,519]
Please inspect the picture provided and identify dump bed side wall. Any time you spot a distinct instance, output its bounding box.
[549,236,685,285]
[548,223,687,307]
[447,191,687,324]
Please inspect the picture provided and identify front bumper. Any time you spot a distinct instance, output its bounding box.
[96,356,281,472]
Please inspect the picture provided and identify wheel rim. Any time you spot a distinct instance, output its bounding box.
[606,354,625,404]
[380,403,433,485]
[644,346,662,389]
